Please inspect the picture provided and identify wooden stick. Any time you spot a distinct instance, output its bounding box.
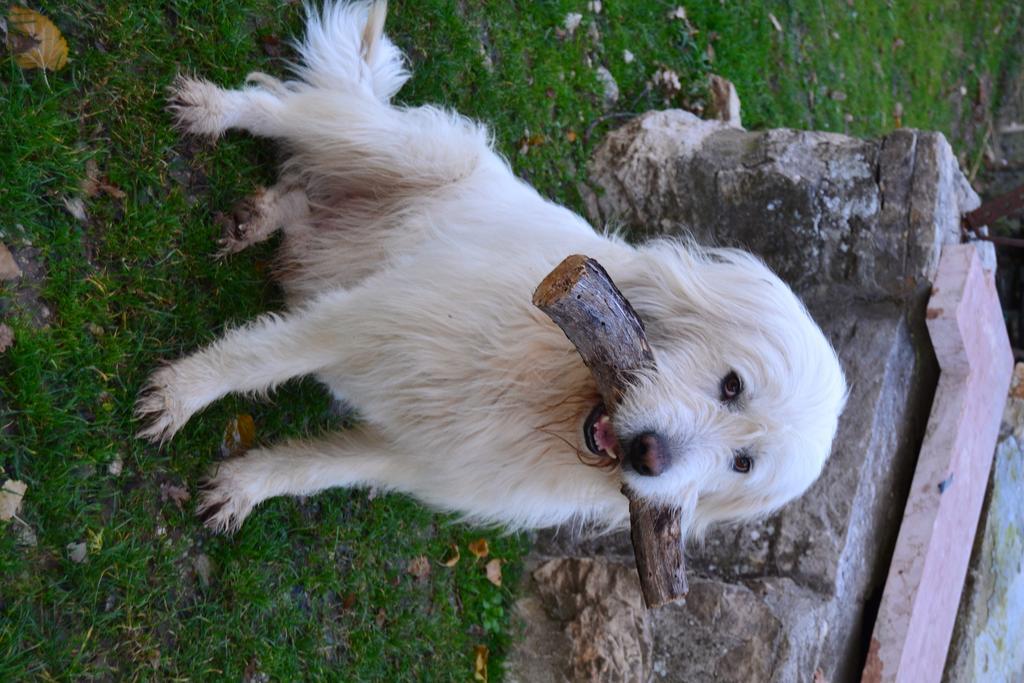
[626,490,687,608]
[533,254,689,608]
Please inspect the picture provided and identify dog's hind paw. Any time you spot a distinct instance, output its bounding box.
[196,463,255,534]
[213,188,273,257]
[167,75,230,138]
[135,365,191,444]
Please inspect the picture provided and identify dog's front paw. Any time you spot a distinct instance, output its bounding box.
[167,75,229,138]
[135,365,191,444]
[196,462,256,534]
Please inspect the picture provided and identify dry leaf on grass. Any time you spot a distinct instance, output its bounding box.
[81,159,126,199]
[0,479,27,521]
[407,555,431,580]
[221,414,255,458]
[474,645,489,682]
[107,454,123,476]
[63,196,87,222]
[0,324,13,353]
[15,522,37,547]
[708,74,741,125]
[517,132,547,155]
[441,543,461,567]
[651,67,681,95]
[563,12,582,35]
[7,7,68,71]
[0,243,22,281]
[767,12,783,32]
[468,538,489,559]
[67,541,87,563]
[485,558,502,587]
[2,14,35,55]
[160,483,191,510]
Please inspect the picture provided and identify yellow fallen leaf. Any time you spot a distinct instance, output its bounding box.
[468,538,489,559]
[474,645,489,682]
[441,543,461,567]
[0,479,27,521]
[485,558,502,587]
[221,414,255,458]
[7,7,68,71]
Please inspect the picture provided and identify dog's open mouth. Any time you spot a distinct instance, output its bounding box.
[584,403,620,461]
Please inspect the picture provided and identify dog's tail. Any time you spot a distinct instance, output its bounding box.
[293,1,409,102]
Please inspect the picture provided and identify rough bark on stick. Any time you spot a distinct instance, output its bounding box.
[626,493,687,608]
[533,254,689,609]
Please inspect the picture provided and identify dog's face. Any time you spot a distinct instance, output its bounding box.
[583,241,847,537]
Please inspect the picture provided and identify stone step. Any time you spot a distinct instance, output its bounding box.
[508,110,991,682]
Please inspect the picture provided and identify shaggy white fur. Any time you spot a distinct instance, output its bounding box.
[138,1,847,537]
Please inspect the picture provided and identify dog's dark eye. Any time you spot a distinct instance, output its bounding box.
[732,452,753,474]
[720,371,743,402]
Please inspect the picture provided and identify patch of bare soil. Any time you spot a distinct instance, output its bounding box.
[0,244,52,328]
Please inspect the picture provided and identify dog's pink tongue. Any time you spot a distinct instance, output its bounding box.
[594,415,619,457]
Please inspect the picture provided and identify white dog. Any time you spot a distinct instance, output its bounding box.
[137,1,847,538]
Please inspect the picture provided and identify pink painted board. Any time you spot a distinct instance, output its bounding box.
[863,244,1013,683]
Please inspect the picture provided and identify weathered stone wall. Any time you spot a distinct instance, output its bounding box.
[584,110,982,303]
[507,110,990,683]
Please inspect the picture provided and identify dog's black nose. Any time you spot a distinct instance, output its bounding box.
[625,432,670,477]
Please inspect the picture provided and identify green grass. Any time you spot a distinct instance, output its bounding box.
[1,0,1021,679]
